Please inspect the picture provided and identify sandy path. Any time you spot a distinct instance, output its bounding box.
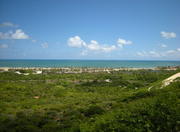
[148,72,180,91]
[162,72,180,87]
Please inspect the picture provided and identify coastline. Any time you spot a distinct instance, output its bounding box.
[0,66,179,73]
[0,60,180,69]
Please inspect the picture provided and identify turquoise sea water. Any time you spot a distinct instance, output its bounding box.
[0,60,180,68]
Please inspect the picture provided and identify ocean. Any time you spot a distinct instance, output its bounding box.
[0,60,180,68]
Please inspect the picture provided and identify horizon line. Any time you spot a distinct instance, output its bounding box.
[0,59,180,61]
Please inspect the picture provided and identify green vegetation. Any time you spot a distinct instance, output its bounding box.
[0,69,179,132]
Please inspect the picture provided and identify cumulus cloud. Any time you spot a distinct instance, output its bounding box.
[0,44,8,48]
[117,38,132,47]
[101,45,116,52]
[85,40,116,52]
[67,36,117,53]
[86,40,100,51]
[0,29,29,39]
[177,48,180,52]
[41,42,48,48]
[68,36,86,48]
[11,29,29,39]
[0,22,18,27]
[161,31,176,39]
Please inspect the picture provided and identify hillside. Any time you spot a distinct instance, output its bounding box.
[0,69,179,132]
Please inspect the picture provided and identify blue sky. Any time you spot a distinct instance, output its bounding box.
[0,0,180,60]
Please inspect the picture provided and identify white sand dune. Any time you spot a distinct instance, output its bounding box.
[148,72,180,91]
[162,72,180,87]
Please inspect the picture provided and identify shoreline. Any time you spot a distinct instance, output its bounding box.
[0,60,179,70]
[0,66,179,72]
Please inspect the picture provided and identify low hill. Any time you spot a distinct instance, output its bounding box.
[0,69,179,132]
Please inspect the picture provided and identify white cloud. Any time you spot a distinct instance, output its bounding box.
[41,42,48,48]
[0,44,8,48]
[149,51,161,57]
[84,40,117,52]
[85,40,116,52]
[67,36,117,53]
[68,36,86,48]
[161,44,167,48]
[0,22,18,27]
[86,40,100,51]
[0,29,29,39]
[137,48,180,58]
[11,29,29,39]
[101,45,116,52]
[137,50,162,57]
[117,38,132,47]
[0,31,12,39]
[137,52,144,56]
[166,50,176,54]
[161,31,176,39]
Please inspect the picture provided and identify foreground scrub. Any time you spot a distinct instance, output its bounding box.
[0,69,179,132]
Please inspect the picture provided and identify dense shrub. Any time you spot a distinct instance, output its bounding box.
[83,105,105,117]
[0,70,179,132]
[82,85,180,132]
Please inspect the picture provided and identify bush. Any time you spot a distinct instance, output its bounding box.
[83,105,105,117]
[122,90,155,102]
[87,86,180,132]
